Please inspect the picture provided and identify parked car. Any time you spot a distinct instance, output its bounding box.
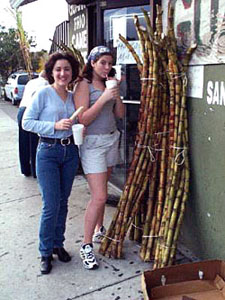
[0,76,4,99]
[4,72,38,105]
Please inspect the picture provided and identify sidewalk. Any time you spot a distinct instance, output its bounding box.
[0,108,196,300]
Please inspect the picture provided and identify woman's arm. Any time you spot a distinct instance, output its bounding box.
[22,88,73,135]
[74,80,119,126]
[113,93,125,119]
[22,91,55,136]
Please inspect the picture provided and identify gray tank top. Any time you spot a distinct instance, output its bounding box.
[86,83,117,135]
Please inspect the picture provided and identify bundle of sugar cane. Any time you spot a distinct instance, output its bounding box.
[99,3,196,268]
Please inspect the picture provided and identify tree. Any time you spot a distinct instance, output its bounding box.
[0,25,46,84]
[0,25,25,82]
[31,50,49,73]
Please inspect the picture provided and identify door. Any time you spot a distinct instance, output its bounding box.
[103,4,150,188]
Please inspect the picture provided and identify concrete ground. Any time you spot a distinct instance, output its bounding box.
[0,106,197,300]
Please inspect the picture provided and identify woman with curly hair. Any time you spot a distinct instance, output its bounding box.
[23,52,80,274]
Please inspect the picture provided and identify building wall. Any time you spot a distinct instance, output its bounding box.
[161,0,225,260]
[181,64,225,260]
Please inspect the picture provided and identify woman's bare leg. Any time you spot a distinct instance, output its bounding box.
[94,167,112,232]
[83,171,108,244]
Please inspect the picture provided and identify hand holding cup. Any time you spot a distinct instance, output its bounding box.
[105,79,117,89]
[72,124,84,145]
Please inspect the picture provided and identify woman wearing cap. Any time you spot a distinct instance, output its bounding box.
[74,46,125,270]
[23,52,80,275]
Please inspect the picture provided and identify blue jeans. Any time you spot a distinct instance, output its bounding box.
[36,141,79,257]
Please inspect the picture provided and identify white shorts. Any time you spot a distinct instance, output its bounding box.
[80,130,120,175]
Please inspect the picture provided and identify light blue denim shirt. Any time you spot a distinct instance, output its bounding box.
[22,85,76,139]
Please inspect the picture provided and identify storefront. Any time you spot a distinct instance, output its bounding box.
[13,0,225,263]
[66,0,158,189]
[66,0,225,262]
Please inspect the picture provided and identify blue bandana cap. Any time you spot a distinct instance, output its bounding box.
[87,46,112,62]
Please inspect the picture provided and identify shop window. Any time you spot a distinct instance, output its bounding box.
[103,5,150,188]
[110,104,140,190]
[103,5,150,101]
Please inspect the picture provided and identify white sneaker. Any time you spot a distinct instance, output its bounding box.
[80,244,99,270]
[92,226,106,243]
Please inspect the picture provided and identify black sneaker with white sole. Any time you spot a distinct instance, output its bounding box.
[80,243,99,270]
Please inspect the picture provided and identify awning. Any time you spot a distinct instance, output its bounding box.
[65,0,91,5]
[10,0,37,9]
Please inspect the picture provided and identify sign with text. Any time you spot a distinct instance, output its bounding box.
[116,40,142,65]
[206,80,225,106]
[69,4,88,61]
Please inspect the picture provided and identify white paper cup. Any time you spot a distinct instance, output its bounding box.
[105,79,117,89]
[72,124,84,145]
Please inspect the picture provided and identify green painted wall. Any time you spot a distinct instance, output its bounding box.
[180,64,225,260]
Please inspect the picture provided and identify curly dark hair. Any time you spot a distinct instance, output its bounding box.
[80,53,115,83]
[45,52,80,84]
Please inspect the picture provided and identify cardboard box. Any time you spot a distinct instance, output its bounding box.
[142,260,225,300]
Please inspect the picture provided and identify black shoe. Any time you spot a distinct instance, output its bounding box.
[53,247,71,262]
[40,256,52,274]
[23,172,31,177]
